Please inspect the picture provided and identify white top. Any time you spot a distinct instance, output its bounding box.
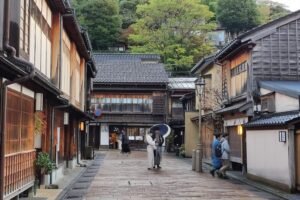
[146,134,156,149]
[221,139,230,160]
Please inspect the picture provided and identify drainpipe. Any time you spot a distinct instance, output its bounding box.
[0,1,36,198]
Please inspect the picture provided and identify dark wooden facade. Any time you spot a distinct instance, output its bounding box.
[92,53,168,149]
[0,0,96,199]
[214,10,300,170]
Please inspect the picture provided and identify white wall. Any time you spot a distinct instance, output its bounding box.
[101,123,109,146]
[247,129,291,187]
[260,88,299,112]
[275,93,299,112]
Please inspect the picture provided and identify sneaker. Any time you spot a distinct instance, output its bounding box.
[147,168,152,170]
[216,171,223,178]
[210,170,215,177]
[222,174,229,179]
[157,165,161,169]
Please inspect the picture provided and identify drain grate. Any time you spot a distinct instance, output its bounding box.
[60,154,104,200]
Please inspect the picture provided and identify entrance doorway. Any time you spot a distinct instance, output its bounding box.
[89,125,100,149]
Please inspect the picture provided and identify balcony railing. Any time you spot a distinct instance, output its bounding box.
[4,150,36,198]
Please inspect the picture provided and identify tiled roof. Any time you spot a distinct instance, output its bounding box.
[259,81,300,98]
[215,101,250,114]
[94,53,168,84]
[168,78,197,90]
[191,54,216,74]
[216,10,300,61]
[245,111,300,128]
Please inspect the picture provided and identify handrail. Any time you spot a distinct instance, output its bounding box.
[4,149,36,158]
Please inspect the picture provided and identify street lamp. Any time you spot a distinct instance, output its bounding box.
[193,77,205,172]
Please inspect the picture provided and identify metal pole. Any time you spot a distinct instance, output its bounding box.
[196,93,203,172]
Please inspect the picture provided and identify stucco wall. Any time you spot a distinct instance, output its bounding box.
[246,129,291,186]
[275,93,299,112]
[260,88,299,112]
[184,112,198,157]
[101,123,109,146]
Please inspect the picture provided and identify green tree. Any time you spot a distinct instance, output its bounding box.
[217,0,259,35]
[201,0,219,21]
[119,0,148,29]
[201,0,218,14]
[257,0,290,24]
[72,0,122,50]
[129,0,216,71]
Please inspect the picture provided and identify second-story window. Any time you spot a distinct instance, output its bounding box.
[230,61,247,97]
[91,95,153,113]
[20,0,30,55]
[62,30,71,95]
[29,0,52,78]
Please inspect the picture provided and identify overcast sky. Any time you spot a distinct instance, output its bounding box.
[272,0,300,11]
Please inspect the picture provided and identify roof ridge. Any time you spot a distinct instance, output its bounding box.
[93,53,160,55]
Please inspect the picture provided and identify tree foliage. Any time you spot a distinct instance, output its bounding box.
[217,0,259,35]
[257,0,290,24]
[72,0,122,50]
[129,0,216,71]
[119,0,148,29]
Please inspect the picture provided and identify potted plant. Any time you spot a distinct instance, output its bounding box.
[36,152,53,186]
[179,144,186,158]
[166,132,175,152]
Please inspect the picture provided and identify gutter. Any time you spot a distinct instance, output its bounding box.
[0,1,36,198]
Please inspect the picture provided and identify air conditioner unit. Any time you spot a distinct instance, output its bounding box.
[261,96,275,113]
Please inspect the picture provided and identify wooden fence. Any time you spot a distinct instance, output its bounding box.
[4,150,36,197]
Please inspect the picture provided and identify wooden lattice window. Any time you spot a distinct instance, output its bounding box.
[6,90,34,154]
[20,0,30,54]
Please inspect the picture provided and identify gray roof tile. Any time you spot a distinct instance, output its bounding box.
[168,78,197,90]
[259,81,300,98]
[245,111,300,128]
[93,53,168,84]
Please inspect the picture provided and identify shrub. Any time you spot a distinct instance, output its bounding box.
[36,152,53,175]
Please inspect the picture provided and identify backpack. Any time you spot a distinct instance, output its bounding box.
[215,143,222,158]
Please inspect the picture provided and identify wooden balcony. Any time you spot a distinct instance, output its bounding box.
[4,150,36,198]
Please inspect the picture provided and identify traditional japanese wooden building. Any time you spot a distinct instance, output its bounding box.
[167,78,196,148]
[189,54,223,160]
[91,53,168,149]
[244,81,300,192]
[215,10,300,171]
[0,0,96,199]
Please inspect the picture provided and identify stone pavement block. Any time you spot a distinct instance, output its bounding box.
[71,151,282,200]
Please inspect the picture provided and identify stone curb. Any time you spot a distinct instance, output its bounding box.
[202,160,293,200]
[55,161,94,200]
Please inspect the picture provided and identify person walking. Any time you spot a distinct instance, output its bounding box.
[153,128,164,169]
[210,133,222,177]
[146,131,156,170]
[121,130,130,154]
[218,133,231,178]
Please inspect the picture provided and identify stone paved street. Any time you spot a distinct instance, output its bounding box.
[83,151,281,200]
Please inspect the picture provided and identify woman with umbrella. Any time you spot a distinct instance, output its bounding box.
[145,130,156,170]
[152,127,164,169]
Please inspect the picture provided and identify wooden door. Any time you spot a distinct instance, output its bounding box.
[228,126,242,163]
[295,130,300,191]
[89,126,100,149]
